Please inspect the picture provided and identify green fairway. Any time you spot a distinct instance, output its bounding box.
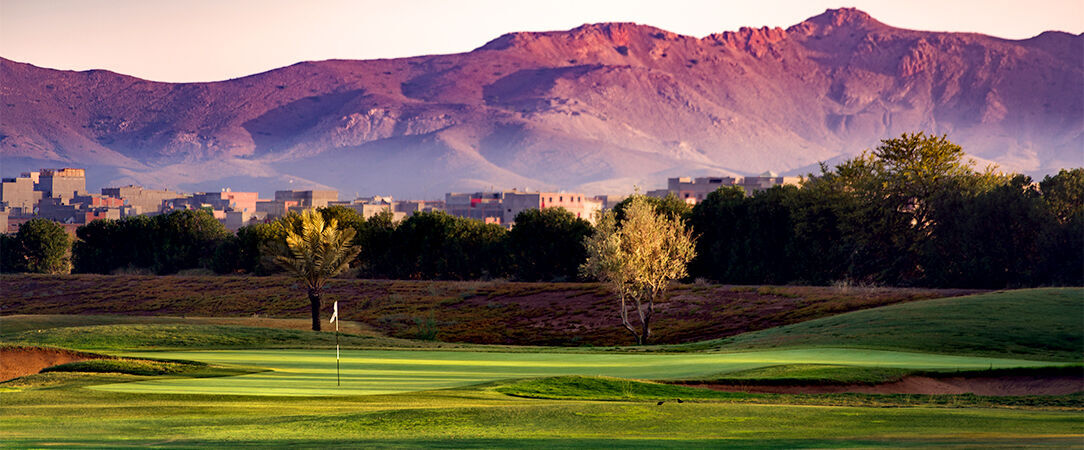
[91,348,1061,396]
[692,288,1084,360]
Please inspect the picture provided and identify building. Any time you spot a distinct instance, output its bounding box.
[445,189,602,227]
[737,172,802,192]
[274,190,338,209]
[395,200,444,216]
[649,172,802,204]
[37,168,86,202]
[101,185,181,215]
[445,191,508,225]
[329,196,407,221]
[0,174,42,214]
[161,189,259,230]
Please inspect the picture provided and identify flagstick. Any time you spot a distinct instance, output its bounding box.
[335,318,340,387]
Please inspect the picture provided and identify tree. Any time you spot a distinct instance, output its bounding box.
[152,210,229,274]
[1,233,24,273]
[15,219,71,274]
[1039,168,1084,224]
[612,192,691,222]
[582,195,695,345]
[356,209,397,277]
[508,207,593,281]
[273,209,360,331]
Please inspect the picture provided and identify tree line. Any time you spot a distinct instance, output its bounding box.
[2,133,1080,289]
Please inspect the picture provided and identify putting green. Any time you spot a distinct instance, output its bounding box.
[89,348,1058,397]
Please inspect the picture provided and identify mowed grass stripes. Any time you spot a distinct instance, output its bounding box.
[92,348,1062,396]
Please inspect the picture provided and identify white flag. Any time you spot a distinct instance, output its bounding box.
[329,301,339,324]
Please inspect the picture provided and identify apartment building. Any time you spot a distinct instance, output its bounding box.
[101,185,181,215]
[649,172,801,204]
[445,189,602,227]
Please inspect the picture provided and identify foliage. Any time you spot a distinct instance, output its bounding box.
[72,211,227,275]
[272,209,360,330]
[11,218,71,274]
[583,195,696,344]
[355,209,398,277]
[687,133,1078,288]
[612,192,691,222]
[381,211,509,280]
[1039,168,1084,223]
[508,207,593,281]
[0,233,24,273]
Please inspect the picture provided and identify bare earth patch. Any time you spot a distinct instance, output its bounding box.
[0,347,105,381]
[684,375,1084,396]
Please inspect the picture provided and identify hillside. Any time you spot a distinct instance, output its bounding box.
[0,274,979,346]
[2,8,1080,197]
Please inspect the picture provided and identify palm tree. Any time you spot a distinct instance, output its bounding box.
[274,209,360,331]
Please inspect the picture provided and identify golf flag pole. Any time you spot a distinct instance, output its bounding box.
[330,300,340,386]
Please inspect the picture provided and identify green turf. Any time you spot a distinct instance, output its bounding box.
[2,378,1082,447]
[494,375,1084,409]
[683,288,1084,360]
[87,348,1062,397]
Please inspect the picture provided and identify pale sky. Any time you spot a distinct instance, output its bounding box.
[1,0,1081,82]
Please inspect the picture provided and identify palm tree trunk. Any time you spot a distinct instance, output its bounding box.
[308,288,322,331]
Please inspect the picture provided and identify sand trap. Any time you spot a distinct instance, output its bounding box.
[1,347,106,381]
[684,375,1084,396]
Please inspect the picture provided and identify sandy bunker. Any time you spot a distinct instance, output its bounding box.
[1,347,105,381]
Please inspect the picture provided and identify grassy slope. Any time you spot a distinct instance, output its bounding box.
[0,274,980,346]
[678,288,1084,361]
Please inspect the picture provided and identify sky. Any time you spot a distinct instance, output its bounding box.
[1,0,1081,82]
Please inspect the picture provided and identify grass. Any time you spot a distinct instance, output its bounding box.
[679,288,1084,361]
[82,348,1060,397]
[40,358,200,376]
[699,364,916,385]
[1,286,1081,446]
[494,375,1084,409]
[2,373,1082,447]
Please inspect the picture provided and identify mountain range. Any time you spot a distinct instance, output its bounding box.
[1,8,1081,198]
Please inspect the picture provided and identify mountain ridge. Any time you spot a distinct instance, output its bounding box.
[2,8,1081,198]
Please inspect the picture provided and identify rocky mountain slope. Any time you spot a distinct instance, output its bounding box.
[1,8,1080,197]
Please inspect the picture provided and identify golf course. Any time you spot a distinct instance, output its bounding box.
[2,284,1082,447]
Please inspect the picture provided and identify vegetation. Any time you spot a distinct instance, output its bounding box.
[583,196,696,344]
[0,275,983,346]
[271,209,360,330]
[71,210,228,275]
[4,377,1081,447]
[507,208,593,281]
[2,218,71,274]
[2,323,398,350]
[689,134,1082,288]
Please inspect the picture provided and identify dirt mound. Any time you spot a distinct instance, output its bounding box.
[686,375,1084,396]
[1,347,105,381]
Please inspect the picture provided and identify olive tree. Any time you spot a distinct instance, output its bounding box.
[582,195,695,345]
